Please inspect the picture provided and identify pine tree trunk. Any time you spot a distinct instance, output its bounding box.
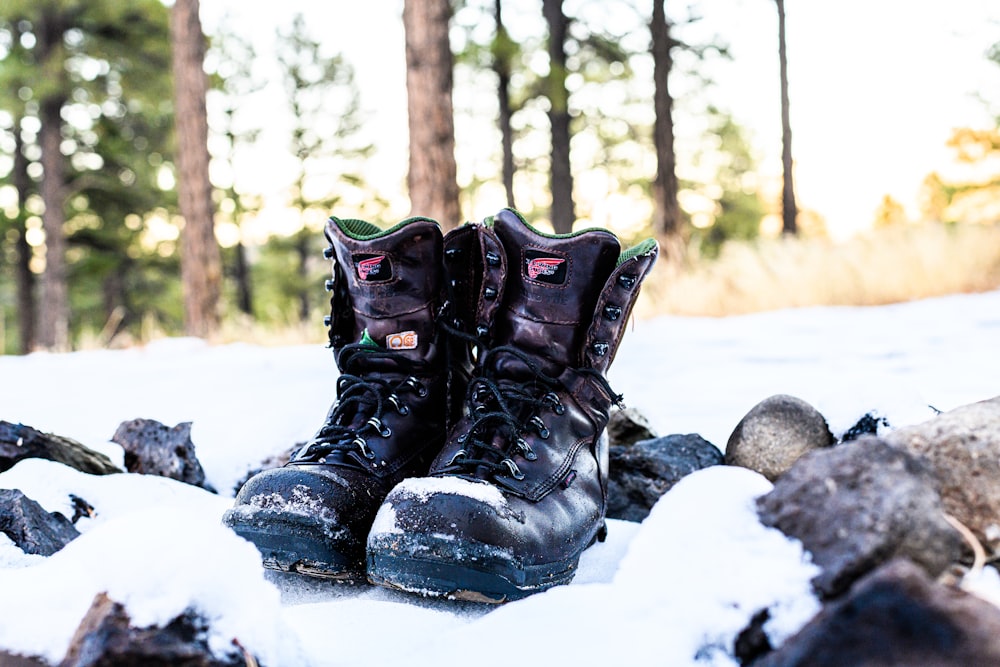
[543,0,575,234]
[35,10,69,352]
[234,240,253,316]
[295,230,310,322]
[651,0,684,263]
[171,0,221,337]
[494,0,516,209]
[12,119,36,354]
[403,0,461,230]
[776,0,798,235]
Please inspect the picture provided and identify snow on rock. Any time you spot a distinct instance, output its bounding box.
[0,502,305,665]
[0,458,232,534]
[613,466,821,649]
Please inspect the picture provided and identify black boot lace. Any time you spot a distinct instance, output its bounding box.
[441,343,622,482]
[291,342,428,465]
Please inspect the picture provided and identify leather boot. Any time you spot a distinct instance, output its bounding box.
[223,216,452,581]
[367,208,658,601]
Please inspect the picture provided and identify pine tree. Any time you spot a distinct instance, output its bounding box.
[208,24,265,318]
[542,0,575,234]
[1,0,175,350]
[651,0,683,261]
[403,0,461,229]
[776,0,798,235]
[276,13,375,321]
[171,0,222,338]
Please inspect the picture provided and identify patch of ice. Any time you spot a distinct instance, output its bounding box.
[392,476,507,510]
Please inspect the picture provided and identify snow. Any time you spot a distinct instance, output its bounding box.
[382,475,509,508]
[2,289,1000,666]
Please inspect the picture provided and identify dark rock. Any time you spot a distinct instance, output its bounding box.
[757,437,963,599]
[231,445,298,497]
[725,395,834,481]
[756,559,1000,667]
[734,609,772,666]
[111,419,215,493]
[607,407,658,447]
[0,421,121,475]
[60,592,247,667]
[884,395,1000,558]
[839,411,890,443]
[607,433,723,522]
[0,488,80,556]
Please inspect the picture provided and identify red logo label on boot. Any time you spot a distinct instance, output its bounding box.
[353,254,392,282]
[524,250,568,284]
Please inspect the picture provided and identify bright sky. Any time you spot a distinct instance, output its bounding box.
[202,0,999,241]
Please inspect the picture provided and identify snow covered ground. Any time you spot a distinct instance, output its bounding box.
[1,289,999,665]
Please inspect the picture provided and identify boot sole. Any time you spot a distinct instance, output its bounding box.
[367,537,579,603]
[224,510,365,583]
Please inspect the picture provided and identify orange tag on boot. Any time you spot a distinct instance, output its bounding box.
[386,331,418,350]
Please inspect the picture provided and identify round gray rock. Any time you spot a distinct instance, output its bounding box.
[725,394,834,481]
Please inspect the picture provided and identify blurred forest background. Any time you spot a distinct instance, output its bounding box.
[1,0,999,354]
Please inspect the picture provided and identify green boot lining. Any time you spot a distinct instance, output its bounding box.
[331,216,439,241]
[618,238,657,266]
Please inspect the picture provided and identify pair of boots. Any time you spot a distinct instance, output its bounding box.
[223,208,657,602]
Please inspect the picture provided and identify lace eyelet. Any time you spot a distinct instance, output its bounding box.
[366,417,391,438]
[544,392,565,415]
[501,458,525,481]
[405,376,428,397]
[448,449,467,466]
[516,437,538,461]
[353,436,375,460]
[388,394,410,416]
[530,416,550,439]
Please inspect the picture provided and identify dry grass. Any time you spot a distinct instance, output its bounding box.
[635,223,1000,319]
[213,315,328,347]
[73,312,328,351]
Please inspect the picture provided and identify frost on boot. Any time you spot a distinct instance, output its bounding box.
[223,216,449,581]
[367,208,657,601]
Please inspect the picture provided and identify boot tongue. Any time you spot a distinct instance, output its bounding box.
[326,216,443,370]
[490,209,621,372]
